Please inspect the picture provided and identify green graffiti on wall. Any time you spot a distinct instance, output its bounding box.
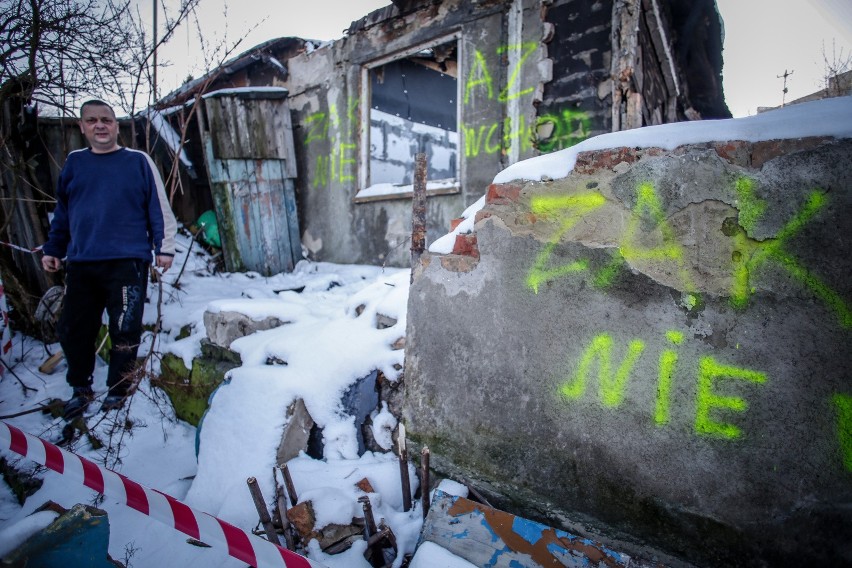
[462,110,592,158]
[560,333,645,407]
[694,356,767,439]
[729,179,851,328]
[526,182,697,296]
[559,331,767,440]
[461,43,591,157]
[303,99,360,189]
[464,43,538,104]
[535,110,592,153]
[527,179,851,328]
[655,330,684,426]
[833,394,852,472]
[526,192,606,293]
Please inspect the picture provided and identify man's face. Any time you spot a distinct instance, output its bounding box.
[79,104,119,153]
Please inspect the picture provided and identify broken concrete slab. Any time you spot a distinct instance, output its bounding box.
[203,310,284,348]
[277,398,315,465]
[405,138,852,566]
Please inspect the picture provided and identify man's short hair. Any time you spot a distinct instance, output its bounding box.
[79,99,115,118]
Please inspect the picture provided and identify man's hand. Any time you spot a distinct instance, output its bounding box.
[42,255,61,272]
[155,255,173,272]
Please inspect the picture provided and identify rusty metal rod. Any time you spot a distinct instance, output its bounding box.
[377,521,398,552]
[398,424,412,512]
[462,478,493,508]
[410,152,428,282]
[273,467,295,550]
[358,495,378,538]
[247,477,281,546]
[280,463,298,506]
[421,446,431,519]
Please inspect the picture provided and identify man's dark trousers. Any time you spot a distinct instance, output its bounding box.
[58,259,149,396]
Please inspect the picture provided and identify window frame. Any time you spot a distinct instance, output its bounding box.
[356,32,463,204]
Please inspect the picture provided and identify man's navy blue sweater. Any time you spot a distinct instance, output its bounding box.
[44,147,177,262]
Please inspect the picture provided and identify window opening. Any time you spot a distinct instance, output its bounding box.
[358,40,459,201]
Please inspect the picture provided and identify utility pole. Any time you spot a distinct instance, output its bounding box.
[152,0,158,101]
[777,69,794,106]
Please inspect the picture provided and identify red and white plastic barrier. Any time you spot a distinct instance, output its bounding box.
[0,421,324,568]
[0,282,12,374]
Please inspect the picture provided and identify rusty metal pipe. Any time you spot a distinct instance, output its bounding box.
[246,476,281,546]
[398,424,412,512]
[410,152,428,282]
[421,446,431,519]
[280,463,298,506]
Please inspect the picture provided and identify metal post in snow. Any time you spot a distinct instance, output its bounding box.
[420,446,431,519]
[410,153,428,283]
[248,476,282,546]
[398,423,412,512]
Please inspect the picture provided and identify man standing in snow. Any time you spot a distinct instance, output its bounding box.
[41,99,177,419]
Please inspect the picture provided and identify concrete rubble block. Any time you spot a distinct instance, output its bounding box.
[203,309,284,348]
[284,500,363,552]
[276,398,315,465]
[404,138,852,567]
[155,351,239,426]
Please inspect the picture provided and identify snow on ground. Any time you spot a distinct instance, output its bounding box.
[0,238,428,567]
[1,95,849,568]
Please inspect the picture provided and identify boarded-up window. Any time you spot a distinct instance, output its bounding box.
[357,38,460,201]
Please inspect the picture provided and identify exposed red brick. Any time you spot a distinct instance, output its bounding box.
[714,140,752,167]
[751,136,830,168]
[440,255,479,273]
[287,501,317,540]
[450,217,464,231]
[452,234,479,258]
[574,147,649,174]
[486,182,523,204]
[355,478,375,493]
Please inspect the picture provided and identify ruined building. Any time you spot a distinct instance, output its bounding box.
[149,0,727,273]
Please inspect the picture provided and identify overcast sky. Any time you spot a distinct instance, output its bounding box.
[149,0,852,118]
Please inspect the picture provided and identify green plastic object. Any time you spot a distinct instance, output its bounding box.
[197,210,221,248]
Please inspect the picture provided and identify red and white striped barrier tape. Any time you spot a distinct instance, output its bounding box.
[0,421,323,568]
[0,240,42,254]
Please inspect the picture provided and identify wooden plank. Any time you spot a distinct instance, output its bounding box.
[200,94,300,274]
[421,490,631,568]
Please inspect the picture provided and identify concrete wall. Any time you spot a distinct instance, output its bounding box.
[403,136,852,566]
[284,0,553,266]
[281,0,722,269]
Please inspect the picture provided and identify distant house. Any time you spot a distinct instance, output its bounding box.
[152,0,728,272]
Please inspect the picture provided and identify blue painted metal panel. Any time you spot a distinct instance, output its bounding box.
[420,490,631,567]
[4,503,117,567]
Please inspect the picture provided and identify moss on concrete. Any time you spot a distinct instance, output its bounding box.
[154,353,238,426]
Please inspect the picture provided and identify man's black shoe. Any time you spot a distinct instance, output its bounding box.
[99,394,126,412]
[63,386,94,420]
